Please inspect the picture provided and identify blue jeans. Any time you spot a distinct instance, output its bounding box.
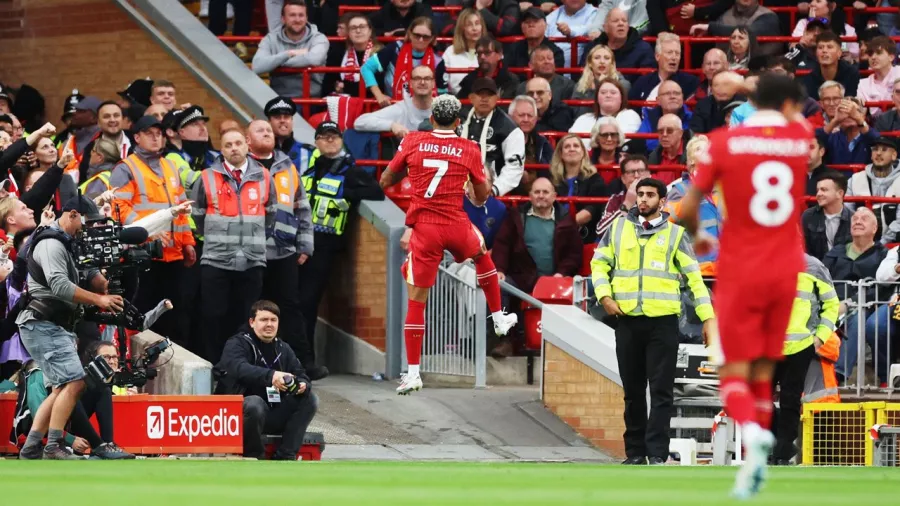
[837,305,897,384]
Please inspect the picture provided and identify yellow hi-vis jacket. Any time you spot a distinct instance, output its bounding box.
[591,212,714,320]
[784,254,840,356]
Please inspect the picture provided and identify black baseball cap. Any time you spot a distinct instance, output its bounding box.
[522,7,545,21]
[62,195,101,218]
[470,77,498,95]
[315,121,341,138]
[872,136,897,152]
[75,96,102,113]
[264,96,297,117]
[133,115,163,133]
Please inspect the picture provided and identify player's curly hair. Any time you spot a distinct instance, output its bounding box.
[432,95,461,128]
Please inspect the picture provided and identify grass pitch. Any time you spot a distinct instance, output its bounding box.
[1,460,898,505]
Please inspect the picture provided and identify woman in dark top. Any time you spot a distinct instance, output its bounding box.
[322,13,383,97]
[549,133,608,244]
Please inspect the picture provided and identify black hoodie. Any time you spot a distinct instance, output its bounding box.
[582,28,657,83]
[214,331,310,401]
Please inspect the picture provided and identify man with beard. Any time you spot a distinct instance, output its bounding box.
[458,37,520,100]
[76,101,134,184]
[246,119,322,380]
[110,116,196,346]
[591,177,713,466]
[264,96,313,172]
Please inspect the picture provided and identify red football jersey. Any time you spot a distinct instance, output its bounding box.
[387,129,486,226]
[692,112,812,281]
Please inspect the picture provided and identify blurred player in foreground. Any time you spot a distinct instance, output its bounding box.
[679,72,811,499]
[379,95,518,395]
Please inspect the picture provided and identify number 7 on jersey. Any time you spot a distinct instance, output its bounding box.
[423,159,449,198]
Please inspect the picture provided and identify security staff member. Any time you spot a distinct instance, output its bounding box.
[771,254,840,465]
[591,177,715,466]
[16,196,124,460]
[246,119,320,379]
[110,116,196,345]
[297,122,384,373]
[265,96,314,171]
[193,127,276,363]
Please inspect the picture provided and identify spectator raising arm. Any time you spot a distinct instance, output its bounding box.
[475,0,521,37]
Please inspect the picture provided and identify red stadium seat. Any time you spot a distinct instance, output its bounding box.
[580,243,595,277]
[523,276,576,350]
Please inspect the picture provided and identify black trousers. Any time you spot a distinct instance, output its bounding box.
[614,314,679,460]
[262,254,313,365]
[80,385,115,443]
[297,245,339,365]
[200,266,264,363]
[208,0,253,36]
[135,261,186,345]
[243,392,318,460]
[69,401,104,449]
[771,344,817,461]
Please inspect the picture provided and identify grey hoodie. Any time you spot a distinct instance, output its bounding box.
[252,23,329,99]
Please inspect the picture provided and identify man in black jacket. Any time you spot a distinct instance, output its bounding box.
[215,300,318,460]
[803,31,860,100]
[803,171,852,261]
[504,8,565,69]
[457,37,521,100]
[370,0,433,36]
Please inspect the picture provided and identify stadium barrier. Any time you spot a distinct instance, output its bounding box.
[800,401,900,466]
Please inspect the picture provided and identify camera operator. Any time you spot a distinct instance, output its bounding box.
[214,300,317,460]
[15,195,125,460]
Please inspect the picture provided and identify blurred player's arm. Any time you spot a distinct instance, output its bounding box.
[380,138,411,190]
[678,186,705,236]
[673,235,715,321]
[809,259,840,347]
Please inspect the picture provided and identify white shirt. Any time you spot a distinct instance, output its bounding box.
[639,215,664,228]
[224,159,249,177]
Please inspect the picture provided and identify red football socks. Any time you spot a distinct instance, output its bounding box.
[750,380,774,430]
[719,377,756,427]
[404,299,426,366]
[474,255,502,314]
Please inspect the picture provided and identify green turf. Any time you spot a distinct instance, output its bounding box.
[1,460,898,505]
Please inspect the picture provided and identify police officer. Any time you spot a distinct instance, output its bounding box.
[16,196,124,460]
[297,122,384,374]
[265,96,314,171]
[591,177,715,466]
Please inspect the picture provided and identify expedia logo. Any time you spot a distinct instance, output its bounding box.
[145,406,240,442]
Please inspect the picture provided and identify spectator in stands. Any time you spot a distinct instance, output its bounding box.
[28,137,77,209]
[596,154,649,238]
[515,45,577,100]
[726,26,757,70]
[545,0,598,67]
[81,138,120,200]
[807,130,831,196]
[826,208,888,381]
[355,65,435,138]
[571,45,632,113]
[459,78,525,197]
[59,97,102,184]
[466,0,520,38]
[691,68,743,134]
[209,0,251,57]
[504,8,565,69]
[193,128,276,362]
[371,0,433,36]
[588,0,650,36]
[490,177,582,356]
[637,80,691,152]
[818,80,846,125]
[145,104,167,122]
[857,36,900,117]
[804,31,860,100]
[803,170,852,261]
[821,96,880,166]
[792,0,859,61]
[252,1,329,100]
[441,8,484,95]
[322,14,382,97]
[785,19,826,71]
[582,8,656,83]
[571,79,642,141]
[526,77,576,133]
[76,101,133,185]
[629,32,699,100]
[550,133,608,243]
[458,37,520,99]
[694,48,728,100]
[215,300,318,460]
[648,114,687,185]
[509,95,552,193]
[149,80,177,112]
[265,97,313,171]
[690,0,782,57]
[297,123,383,375]
[875,78,900,132]
[361,17,443,107]
[767,57,827,127]
[589,116,624,169]
[846,137,900,234]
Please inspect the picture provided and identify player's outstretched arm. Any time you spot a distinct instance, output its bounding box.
[379,166,406,190]
[678,186,704,236]
[469,179,492,207]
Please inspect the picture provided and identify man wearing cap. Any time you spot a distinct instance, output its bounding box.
[458,36,520,100]
[76,101,135,186]
[193,127,278,362]
[16,195,124,460]
[110,116,196,346]
[58,96,102,185]
[846,136,900,235]
[504,9,565,70]
[296,121,383,376]
[459,77,525,197]
[117,78,153,108]
[265,96,314,172]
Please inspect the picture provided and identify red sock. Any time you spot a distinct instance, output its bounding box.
[750,380,773,430]
[474,255,502,314]
[719,377,756,427]
[404,300,426,366]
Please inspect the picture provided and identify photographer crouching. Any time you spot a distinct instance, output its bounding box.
[16,195,125,460]
[214,300,318,460]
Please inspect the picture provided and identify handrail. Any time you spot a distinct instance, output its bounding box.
[384,194,900,207]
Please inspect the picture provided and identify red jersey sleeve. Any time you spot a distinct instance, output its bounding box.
[462,141,487,184]
[690,131,720,194]
[386,135,413,176]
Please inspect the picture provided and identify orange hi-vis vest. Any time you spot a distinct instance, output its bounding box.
[803,332,842,404]
[113,153,195,262]
[202,165,271,268]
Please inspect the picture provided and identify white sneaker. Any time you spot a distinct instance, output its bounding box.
[492,312,518,336]
[732,427,774,500]
[396,374,423,395]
